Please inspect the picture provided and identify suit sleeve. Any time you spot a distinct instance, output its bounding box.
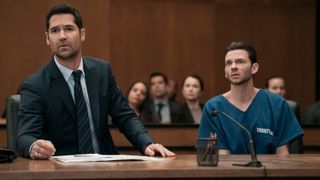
[106,65,154,154]
[17,79,46,158]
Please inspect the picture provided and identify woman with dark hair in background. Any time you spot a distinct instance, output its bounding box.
[181,75,204,124]
[127,81,148,117]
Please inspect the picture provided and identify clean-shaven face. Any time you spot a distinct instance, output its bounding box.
[128,82,147,106]
[182,77,202,101]
[267,78,286,97]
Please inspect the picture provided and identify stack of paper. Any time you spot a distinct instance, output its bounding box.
[50,154,165,163]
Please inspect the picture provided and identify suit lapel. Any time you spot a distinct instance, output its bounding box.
[48,58,76,120]
[83,57,100,129]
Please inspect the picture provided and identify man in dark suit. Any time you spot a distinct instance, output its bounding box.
[140,72,193,124]
[16,4,174,160]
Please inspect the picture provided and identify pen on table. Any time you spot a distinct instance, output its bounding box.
[202,132,215,161]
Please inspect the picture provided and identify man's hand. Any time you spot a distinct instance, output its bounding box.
[218,149,231,155]
[30,140,56,160]
[144,143,175,157]
[276,144,289,155]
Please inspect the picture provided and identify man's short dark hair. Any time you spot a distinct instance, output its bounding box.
[265,76,284,88]
[46,4,83,31]
[149,72,168,85]
[226,41,257,64]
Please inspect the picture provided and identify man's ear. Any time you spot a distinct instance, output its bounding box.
[225,69,228,78]
[251,63,259,75]
[45,32,50,45]
[80,28,85,42]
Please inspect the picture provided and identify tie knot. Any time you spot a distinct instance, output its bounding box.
[72,70,82,83]
[157,103,164,109]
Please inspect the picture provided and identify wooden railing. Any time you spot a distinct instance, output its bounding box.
[1,119,319,153]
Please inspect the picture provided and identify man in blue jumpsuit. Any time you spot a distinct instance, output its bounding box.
[198,41,303,154]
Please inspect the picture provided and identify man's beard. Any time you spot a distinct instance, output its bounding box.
[55,49,79,60]
[229,74,252,85]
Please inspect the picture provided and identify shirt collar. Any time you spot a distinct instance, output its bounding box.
[54,56,85,82]
[154,99,169,106]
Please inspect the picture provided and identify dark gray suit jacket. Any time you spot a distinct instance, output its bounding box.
[17,57,153,158]
[140,99,193,124]
[303,101,320,125]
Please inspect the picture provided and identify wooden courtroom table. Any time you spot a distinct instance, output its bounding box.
[262,154,320,178]
[1,155,320,179]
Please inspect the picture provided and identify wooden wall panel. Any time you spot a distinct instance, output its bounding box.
[110,0,217,99]
[0,0,316,118]
[213,0,316,113]
[0,0,111,116]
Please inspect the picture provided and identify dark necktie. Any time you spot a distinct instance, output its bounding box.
[72,70,94,154]
[157,103,164,120]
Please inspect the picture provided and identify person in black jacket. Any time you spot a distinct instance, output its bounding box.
[140,72,193,124]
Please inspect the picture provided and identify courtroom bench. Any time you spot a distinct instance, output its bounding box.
[1,119,320,153]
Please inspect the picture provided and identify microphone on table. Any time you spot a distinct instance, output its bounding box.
[211,110,262,167]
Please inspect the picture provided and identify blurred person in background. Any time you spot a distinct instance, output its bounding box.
[265,76,303,153]
[265,76,299,118]
[126,81,148,117]
[140,72,192,124]
[181,75,204,124]
[167,78,178,101]
[303,101,320,125]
